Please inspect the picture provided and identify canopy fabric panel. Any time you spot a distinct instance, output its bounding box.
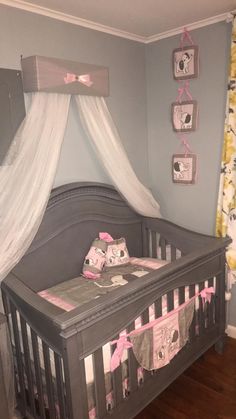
[0,92,71,285]
[75,95,161,218]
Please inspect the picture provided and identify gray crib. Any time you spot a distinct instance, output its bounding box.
[1,182,230,419]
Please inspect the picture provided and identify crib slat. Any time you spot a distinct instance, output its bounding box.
[111,338,123,407]
[215,275,220,324]
[207,278,214,328]
[141,308,152,382]
[10,303,27,416]
[198,282,205,336]
[31,330,46,419]
[170,245,176,261]
[142,226,149,257]
[178,286,185,305]
[141,308,149,325]
[214,264,226,349]
[189,284,196,341]
[148,230,152,257]
[93,348,107,417]
[154,298,162,318]
[42,342,56,419]
[167,290,174,312]
[20,317,37,417]
[160,237,167,260]
[127,321,139,393]
[54,352,67,419]
[151,231,157,258]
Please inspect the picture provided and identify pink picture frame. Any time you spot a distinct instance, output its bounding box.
[173,45,199,80]
[172,154,197,184]
[171,100,198,132]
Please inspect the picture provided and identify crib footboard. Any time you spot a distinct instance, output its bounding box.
[58,246,227,419]
[2,235,229,419]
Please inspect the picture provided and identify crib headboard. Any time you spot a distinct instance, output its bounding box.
[12,183,144,292]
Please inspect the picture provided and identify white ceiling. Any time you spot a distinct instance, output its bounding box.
[2,0,236,42]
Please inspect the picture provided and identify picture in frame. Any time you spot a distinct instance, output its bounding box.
[171,100,198,132]
[172,154,197,184]
[173,45,199,80]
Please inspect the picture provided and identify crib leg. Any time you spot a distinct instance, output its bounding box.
[214,334,226,354]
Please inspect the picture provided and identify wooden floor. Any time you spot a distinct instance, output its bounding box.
[135,337,236,419]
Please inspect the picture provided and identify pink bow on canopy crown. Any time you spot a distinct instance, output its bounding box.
[64,72,93,87]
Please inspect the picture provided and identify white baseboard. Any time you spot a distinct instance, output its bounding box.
[226,324,236,339]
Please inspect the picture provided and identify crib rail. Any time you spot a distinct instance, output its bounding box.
[2,263,226,419]
[143,217,226,257]
[61,273,222,419]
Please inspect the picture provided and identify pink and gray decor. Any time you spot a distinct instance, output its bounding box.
[171,28,199,184]
[21,55,109,96]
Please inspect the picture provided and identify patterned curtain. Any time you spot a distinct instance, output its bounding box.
[216,17,236,287]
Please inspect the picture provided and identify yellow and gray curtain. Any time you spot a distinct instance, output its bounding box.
[216,17,236,286]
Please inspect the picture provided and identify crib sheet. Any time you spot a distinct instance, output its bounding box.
[38,258,168,312]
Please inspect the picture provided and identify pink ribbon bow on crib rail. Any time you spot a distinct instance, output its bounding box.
[64,73,93,87]
[110,336,133,372]
[199,287,215,304]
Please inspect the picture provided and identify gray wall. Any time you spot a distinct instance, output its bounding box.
[146,22,231,235]
[0,4,149,187]
[146,22,236,325]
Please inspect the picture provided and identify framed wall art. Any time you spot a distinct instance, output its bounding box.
[172,154,197,184]
[171,100,198,132]
[173,45,199,80]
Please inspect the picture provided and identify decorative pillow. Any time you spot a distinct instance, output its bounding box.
[83,238,107,279]
[105,238,130,267]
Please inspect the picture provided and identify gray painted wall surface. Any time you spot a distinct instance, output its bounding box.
[146,22,231,235]
[146,22,236,325]
[0,4,149,187]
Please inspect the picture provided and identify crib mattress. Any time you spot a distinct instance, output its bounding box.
[38,258,169,311]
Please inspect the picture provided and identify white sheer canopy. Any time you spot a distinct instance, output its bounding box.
[75,95,161,218]
[0,92,71,283]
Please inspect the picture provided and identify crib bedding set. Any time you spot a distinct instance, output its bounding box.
[15,252,213,419]
[22,254,211,419]
[1,183,230,419]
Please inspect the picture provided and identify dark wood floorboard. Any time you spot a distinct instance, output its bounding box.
[135,337,236,419]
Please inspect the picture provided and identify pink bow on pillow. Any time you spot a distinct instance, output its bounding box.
[99,232,114,242]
